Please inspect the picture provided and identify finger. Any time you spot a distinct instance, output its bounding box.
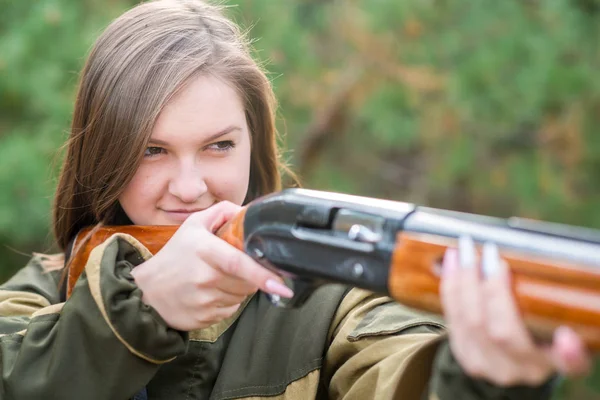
[189,287,247,308]
[202,303,242,327]
[212,273,259,296]
[479,243,558,385]
[440,247,461,325]
[451,237,495,376]
[202,236,294,299]
[550,326,592,377]
[457,236,485,332]
[212,291,247,308]
[187,202,294,298]
[218,303,241,317]
[441,247,486,371]
[481,242,533,353]
[186,256,258,296]
[188,200,242,233]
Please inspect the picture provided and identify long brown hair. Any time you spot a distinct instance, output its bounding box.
[53,0,296,252]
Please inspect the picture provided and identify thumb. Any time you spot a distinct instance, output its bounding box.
[188,201,242,233]
[548,326,591,377]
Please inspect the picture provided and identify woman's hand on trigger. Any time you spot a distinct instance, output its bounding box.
[130,201,293,331]
[440,236,592,387]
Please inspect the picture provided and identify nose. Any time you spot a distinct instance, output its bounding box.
[168,158,208,203]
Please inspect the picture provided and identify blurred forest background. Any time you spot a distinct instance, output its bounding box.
[1,0,599,397]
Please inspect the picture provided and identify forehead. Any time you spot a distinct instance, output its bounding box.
[152,74,246,141]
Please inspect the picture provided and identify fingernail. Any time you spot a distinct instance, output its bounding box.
[555,326,586,365]
[556,326,582,348]
[482,242,501,278]
[443,248,458,276]
[266,279,294,299]
[458,235,476,269]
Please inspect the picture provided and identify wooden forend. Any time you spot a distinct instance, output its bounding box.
[389,232,600,352]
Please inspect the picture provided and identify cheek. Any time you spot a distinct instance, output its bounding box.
[214,173,249,202]
[211,147,251,204]
[124,174,151,198]
[120,167,164,205]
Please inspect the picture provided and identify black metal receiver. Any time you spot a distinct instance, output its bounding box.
[242,188,600,308]
[242,189,416,307]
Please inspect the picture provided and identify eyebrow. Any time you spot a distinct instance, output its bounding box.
[148,125,242,146]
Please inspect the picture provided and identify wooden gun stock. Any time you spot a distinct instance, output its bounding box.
[66,209,246,298]
[391,232,600,352]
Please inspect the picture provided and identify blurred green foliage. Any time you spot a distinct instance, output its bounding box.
[1,0,599,397]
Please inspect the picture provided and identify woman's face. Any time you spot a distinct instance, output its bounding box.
[119,74,251,225]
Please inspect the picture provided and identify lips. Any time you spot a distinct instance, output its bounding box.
[162,209,200,223]
[164,208,204,213]
[160,201,219,222]
[162,201,218,214]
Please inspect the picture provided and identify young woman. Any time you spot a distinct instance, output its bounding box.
[0,1,590,399]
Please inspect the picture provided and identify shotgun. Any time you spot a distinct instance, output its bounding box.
[67,188,600,351]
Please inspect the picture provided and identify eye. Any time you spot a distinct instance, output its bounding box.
[207,140,236,152]
[144,146,165,157]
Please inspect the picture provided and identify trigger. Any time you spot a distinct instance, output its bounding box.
[264,277,320,308]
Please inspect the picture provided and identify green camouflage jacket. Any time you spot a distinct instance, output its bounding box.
[0,233,552,399]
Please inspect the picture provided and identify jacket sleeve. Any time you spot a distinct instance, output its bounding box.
[0,233,188,400]
[429,340,556,400]
[322,289,554,400]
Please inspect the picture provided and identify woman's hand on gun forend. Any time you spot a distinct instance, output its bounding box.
[440,236,592,386]
[130,201,293,331]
